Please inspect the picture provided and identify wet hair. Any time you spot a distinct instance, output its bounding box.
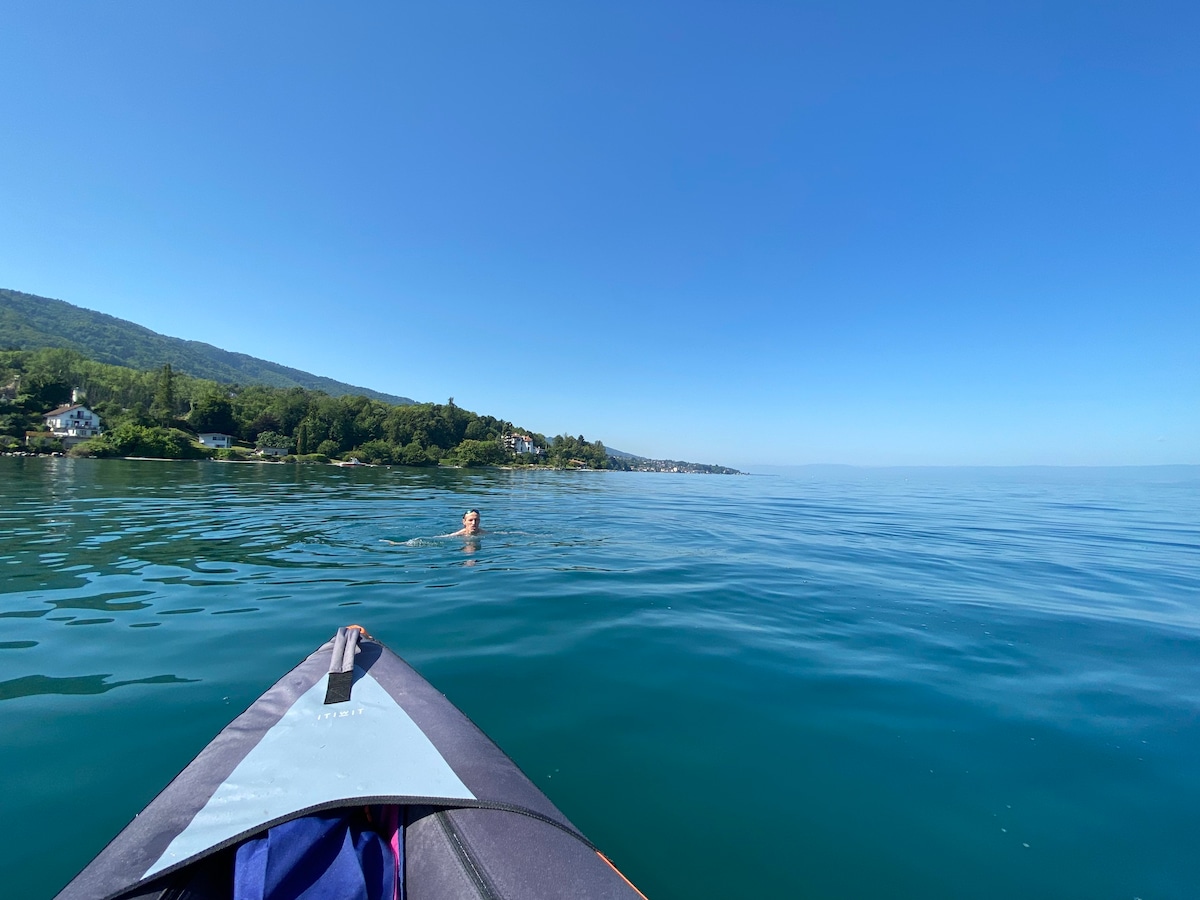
[465,509,479,516]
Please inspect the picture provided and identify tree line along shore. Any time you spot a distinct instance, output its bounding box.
[1,348,740,473]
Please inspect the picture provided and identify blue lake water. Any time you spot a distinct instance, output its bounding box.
[2,458,1198,898]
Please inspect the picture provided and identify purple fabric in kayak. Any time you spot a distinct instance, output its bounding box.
[233,808,402,900]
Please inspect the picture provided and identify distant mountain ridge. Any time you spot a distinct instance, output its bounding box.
[0,288,414,405]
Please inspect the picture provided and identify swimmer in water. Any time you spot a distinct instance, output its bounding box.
[447,509,484,537]
[381,510,484,545]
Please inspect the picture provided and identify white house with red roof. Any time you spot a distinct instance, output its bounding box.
[503,433,540,455]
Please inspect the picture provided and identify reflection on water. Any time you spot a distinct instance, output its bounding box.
[0,672,198,701]
[1,458,1199,899]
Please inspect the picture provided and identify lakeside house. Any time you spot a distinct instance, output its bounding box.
[256,446,288,457]
[503,433,541,455]
[198,433,234,449]
[41,403,101,448]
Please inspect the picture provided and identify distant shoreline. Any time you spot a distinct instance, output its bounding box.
[5,453,1192,473]
[1,452,746,473]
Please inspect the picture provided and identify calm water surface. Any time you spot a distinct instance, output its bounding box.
[2,458,1198,899]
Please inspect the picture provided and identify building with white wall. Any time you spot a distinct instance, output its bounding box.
[43,404,101,447]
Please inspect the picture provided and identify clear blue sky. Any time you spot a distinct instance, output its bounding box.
[2,2,1196,467]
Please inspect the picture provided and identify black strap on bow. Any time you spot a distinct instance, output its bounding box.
[324,626,362,705]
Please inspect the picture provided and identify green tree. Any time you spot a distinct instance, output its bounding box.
[399,441,432,466]
[189,391,236,435]
[25,433,63,453]
[450,439,505,467]
[294,419,313,455]
[353,439,395,464]
[149,364,176,425]
[255,430,293,451]
[81,424,207,459]
[21,367,72,407]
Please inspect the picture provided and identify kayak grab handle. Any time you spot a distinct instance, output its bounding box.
[324,625,364,704]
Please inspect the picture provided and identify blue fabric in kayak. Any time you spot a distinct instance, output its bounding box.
[233,809,401,900]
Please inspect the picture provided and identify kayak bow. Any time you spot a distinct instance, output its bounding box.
[57,626,646,900]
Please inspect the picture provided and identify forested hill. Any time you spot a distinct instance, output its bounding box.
[0,288,414,405]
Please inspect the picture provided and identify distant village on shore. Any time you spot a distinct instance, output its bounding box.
[3,374,742,474]
[1,290,744,474]
[4,392,743,475]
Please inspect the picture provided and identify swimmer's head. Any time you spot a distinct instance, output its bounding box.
[462,509,481,534]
